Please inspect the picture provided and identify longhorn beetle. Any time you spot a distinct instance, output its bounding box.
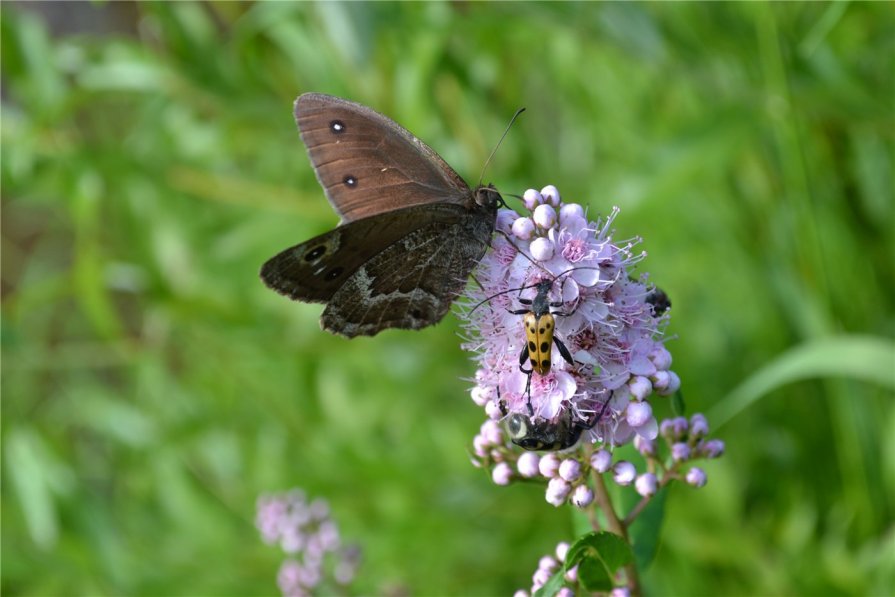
[510,278,576,401]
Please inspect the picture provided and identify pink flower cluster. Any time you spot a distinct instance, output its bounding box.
[256,489,360,596]
[461,185,678,449]
[513,541,577,597]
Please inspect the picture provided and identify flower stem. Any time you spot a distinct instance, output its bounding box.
[593,472,641,596]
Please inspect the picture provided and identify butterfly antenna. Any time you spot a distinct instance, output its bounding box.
[477,107,526,188]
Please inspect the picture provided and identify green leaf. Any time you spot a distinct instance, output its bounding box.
[565,531,633,573]
[564,531,633,592]
[577,556,614,592]
[709,335,895,428]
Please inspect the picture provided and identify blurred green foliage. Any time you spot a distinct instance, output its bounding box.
[2,2,893,595]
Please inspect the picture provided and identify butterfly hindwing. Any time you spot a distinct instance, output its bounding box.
[320,203,495,336]
[259,203,486,310]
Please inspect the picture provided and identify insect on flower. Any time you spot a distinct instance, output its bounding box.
[513,278,575,376]
[645,286,672,316]
[500,392,610,451]
[470,254,597,412]
[462,188,678,451]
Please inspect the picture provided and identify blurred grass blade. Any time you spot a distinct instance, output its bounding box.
[4,428,75,549]
[710,335,895,428]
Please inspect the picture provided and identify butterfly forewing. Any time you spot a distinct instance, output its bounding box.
[296,93,472,223]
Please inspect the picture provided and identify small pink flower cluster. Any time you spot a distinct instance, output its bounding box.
[461,185,678,449]
[256,489,360,597]
[471,410,723,507]
[513,541,578,597]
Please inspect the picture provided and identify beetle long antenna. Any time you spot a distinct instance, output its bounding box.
[467,281,542,317]
[466,231,607,317]
[495,230,602,286]
[477,107,525,188]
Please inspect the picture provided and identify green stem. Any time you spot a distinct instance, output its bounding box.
[593,472,641,596]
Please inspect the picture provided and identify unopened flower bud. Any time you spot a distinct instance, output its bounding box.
[533,204,557,229]
[473,435,489,458]
[686,467,707,488]
[649,345,672,370]
[538,555,559,572]
[629,375,652,401]
[484,399,503,420]
[512,217,536,240]
[546,478,572,506]
[626,400,652,427]
[571,484,595,508]
[634,434,657,457]
[492,462,513,486]
[652,370,670,391]
[690,413,709,438]
[481,420,504,445]
[611,587,631,597]
[671,442,691,462]
[532,568,551,590]
[539,453,561,478]
[658,371,681,395]
[540,184,561,206]
[635,473,658,497]
[555,542,570,561]
[590,449,612,473]
[496,209,517,234]
[471,385,491,406]
[517,452,541,478]
[556,587,575,597]
[699,439,725,459]
[612,461,637,486]
[530,237,554,261]
[661,416,688,440]
[564,564,579,583]
[559,203,584,222]
[523,188,543,210]
[559,459,582,482]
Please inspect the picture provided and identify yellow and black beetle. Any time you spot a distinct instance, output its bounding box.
[510,278,575,378]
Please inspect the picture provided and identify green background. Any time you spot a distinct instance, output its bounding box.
[3,3,893,595]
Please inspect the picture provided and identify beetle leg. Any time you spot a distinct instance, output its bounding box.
[523,372,534,416]
[554,336,574,366]
[518,343,532,373]
[497,387,509,417]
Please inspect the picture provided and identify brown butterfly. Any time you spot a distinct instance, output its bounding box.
[260,93,503,337]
